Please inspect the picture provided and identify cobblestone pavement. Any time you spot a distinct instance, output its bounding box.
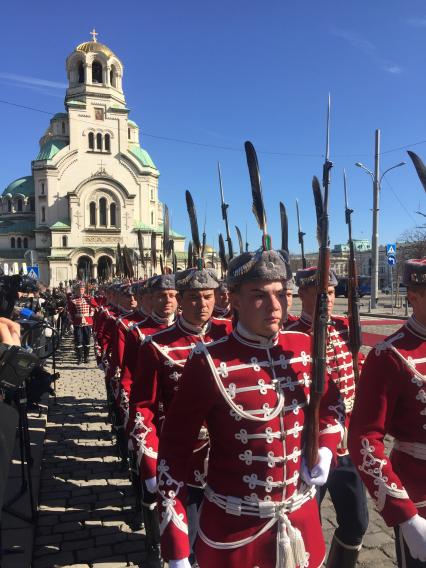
[33,329,400,567]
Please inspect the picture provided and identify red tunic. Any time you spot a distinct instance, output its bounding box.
[348,316,426,527]
[67,295,96,327]
[157,325,342,566]
[128,316,232,482]
[119,314,176,425]
[108,310,149,402]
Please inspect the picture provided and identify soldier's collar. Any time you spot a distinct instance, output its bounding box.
[407,315,426,339]
[214,304,231,316]
[234,322,279,348]
[300,311,313,324]
[151,311,176,325]
[178,315,211,336]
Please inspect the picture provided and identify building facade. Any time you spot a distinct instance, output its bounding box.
[0,32,186,285]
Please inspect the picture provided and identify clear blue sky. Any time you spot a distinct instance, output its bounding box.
[1,0,425,254]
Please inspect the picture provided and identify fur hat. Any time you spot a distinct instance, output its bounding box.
[295,266,338,288]
[148,274,176,291]
[175,268,220,291]
[227,249,291,289]
[402,258,426,287]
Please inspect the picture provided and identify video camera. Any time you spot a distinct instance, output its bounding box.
[0,274,39,319]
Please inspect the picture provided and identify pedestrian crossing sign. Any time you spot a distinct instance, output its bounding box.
[27,266,39,280]
[386,243,396,256]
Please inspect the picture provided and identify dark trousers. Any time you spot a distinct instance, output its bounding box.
[318,454,369,546]
[73,325,92,349]
[395,526,426,568]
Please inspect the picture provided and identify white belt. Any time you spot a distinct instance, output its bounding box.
[199,484,315,568]
[393,440,426,460]
[204,483,315,518]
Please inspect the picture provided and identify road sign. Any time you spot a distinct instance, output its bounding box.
[386,243,397,256]
[27,266,39,279]
[387,254,396,266]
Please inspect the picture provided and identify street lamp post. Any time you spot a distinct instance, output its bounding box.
[355,129,405,309]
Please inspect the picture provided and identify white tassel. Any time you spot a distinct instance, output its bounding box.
[278,513,307,568]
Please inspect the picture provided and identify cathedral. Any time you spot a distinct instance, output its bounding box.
[0,31,186,285]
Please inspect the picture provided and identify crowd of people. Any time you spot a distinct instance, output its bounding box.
[61,249,426,568]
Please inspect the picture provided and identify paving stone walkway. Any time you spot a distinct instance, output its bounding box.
[32,335,398,567]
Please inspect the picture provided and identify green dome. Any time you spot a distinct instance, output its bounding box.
[128,119,138,128]
[3,176,34,197]
[51,112,68,121]
[129,145,157,169]
[36,139,68,161]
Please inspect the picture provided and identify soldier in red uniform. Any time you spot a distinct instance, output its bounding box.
[128,267,232,565]
[67,282,97,364]
[349,259,426,566]
[119,275,178,429]
[212,280,231,318]
[284,276,298,324]
[283,266,368,567]
[157,250,343,568]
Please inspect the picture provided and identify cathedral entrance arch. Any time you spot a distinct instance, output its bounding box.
[97,255,112,282]
[76,255,93,281]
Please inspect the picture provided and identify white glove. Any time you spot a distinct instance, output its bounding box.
[169,559,192,568]
[145,476,157,494]
[400,514,426,562]
[301,447,333,486]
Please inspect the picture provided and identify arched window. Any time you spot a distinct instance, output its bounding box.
[41,182,45,195]
[7,200,11,212]
[29,197,35,212]
[17,237,22,248]
[62,236,68,247]
[61,121,65,134]
[78,62,85,83]
[110,203,117,226]
[23,237,28,249]
[128,128,131,139]
[11,237,15,248]
[89,201,96,226]
[110,65,116,87]
[41,207,46,223]
[105,134,111,152]
[99,198,107,226]
[88,132,94,150]
[16,199,23,212]
[151,211,154,225]
[92,61,103,84]
[96,133,102,151]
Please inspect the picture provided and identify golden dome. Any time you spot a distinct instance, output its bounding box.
[204,245,215,254]
[76,40,114,58]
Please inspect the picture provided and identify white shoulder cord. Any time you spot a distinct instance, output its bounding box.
[195,344,285,422]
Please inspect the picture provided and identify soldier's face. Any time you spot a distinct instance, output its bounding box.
[299,285,335,317]
[408,287,426,325]
[121,293,137,310]
[214,288,229,308]
[179,289,215,326]
[231,280,286,338]
[152,289,178,317]
[138,292,152,313]
[286,289,293,312]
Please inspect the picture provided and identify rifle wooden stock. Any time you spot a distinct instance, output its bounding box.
[347,240,361,383]
[306,225,330,469]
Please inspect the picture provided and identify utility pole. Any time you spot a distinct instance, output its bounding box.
[372,129,380,309]
[355,130,405,311]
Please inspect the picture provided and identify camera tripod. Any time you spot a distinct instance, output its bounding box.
[2,382,36,524]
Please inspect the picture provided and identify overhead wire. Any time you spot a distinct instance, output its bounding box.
[1,97,425,159]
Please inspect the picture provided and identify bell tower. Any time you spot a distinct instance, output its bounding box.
[65,29,126,107]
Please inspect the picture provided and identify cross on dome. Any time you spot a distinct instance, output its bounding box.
[90,28,98,42]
